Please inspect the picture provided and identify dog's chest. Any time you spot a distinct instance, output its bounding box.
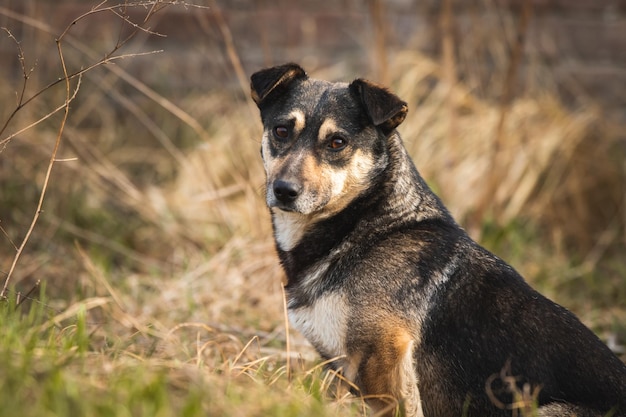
[288,292,349,359]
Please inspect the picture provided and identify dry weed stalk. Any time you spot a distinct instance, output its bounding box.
[440,0,458,152]
[0,26,81,299]
[0,1,205,298]
[281,282,293,382]
[205,0,260,123]
[368,0,388,85]
[485,361,542,417]
[478,0,534,222]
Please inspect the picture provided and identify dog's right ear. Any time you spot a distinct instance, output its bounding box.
[349,79,408,135]
[250,63,307,107]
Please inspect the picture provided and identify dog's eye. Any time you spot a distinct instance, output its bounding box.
[327,136,347,151]
[273,126,289,140]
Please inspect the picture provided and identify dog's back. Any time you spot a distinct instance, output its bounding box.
[251,63,626,416]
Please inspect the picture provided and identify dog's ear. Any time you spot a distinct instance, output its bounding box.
[250,63,308,107]
[349,79,408,135]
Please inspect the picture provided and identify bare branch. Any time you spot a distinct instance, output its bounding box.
[0,0,208,297]
[1,27,34,105]
[0,220,18,252]
[0,43,80,298]
[0,1,207,142]
[0,77,82,151]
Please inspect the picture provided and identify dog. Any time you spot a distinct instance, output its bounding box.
[250,63,626,417]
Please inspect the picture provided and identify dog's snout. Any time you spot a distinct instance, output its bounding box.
[273,179,301,203]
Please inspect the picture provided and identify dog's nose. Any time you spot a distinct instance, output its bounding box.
[273,180,301,203]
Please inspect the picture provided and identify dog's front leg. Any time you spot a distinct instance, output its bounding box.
[357,329,423,417]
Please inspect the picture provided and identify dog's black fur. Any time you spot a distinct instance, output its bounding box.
[251,63,626,417]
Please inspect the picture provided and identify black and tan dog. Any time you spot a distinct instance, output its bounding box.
[250,63,626,417]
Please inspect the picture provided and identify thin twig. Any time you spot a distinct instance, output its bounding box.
[15,279,40,309]
[0,220,18,252]
[0,27,33,147]
[2,28,33,106]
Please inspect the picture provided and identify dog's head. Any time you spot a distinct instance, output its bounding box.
[251,63,408,219]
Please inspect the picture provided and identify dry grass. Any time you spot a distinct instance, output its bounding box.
[0,1,624,416]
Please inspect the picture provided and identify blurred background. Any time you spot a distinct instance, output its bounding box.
[0,0,625,413]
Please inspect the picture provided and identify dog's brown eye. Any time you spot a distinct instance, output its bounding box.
[273,126,289,140]
[328,136,347,151]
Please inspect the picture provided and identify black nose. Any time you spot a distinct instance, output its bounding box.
[273,179,301,203]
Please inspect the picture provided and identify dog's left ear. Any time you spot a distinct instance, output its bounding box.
[349,79,408,135]
[250,63,308,108]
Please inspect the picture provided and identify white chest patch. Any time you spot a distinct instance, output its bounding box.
[272,209,311,251]
[288,292,349,359]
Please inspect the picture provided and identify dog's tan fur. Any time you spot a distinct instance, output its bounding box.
[357,324,422,416]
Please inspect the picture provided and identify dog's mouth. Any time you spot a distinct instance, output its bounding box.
[272,203,296,213]
[266,192,299,213]
[267,195,312,215]
[268,194,321,216]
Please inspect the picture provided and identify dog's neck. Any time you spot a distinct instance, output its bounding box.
[382,132,451,224]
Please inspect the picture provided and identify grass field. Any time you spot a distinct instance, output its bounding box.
[1,1,625,416]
